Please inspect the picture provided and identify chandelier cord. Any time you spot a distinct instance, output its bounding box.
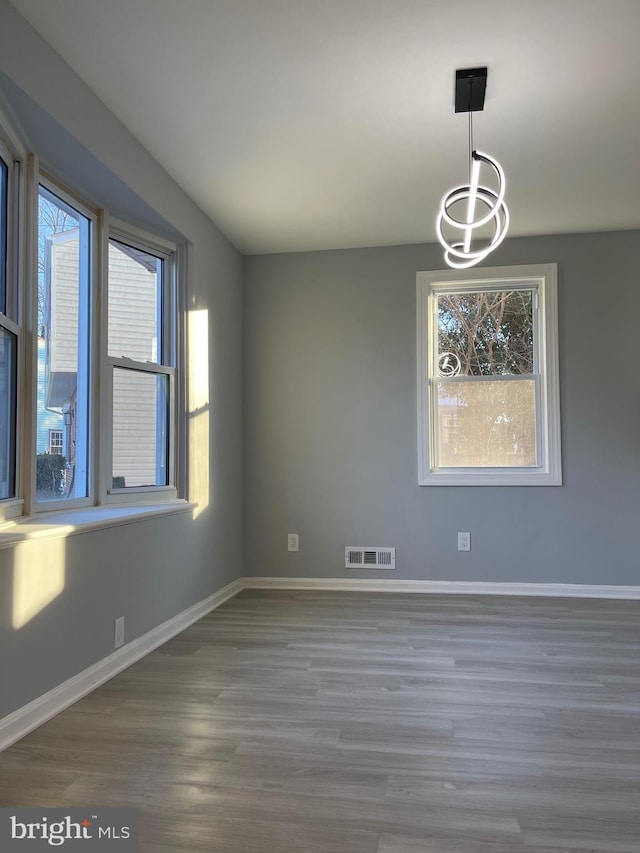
[468,79,474,182]
[468,111,473,181]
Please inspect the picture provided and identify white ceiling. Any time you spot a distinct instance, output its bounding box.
[9,0,640,254]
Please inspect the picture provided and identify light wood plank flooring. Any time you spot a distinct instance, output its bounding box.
[1,590,640,852]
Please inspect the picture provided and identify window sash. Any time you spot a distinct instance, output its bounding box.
[430,375,542,471]
[109,221,177,368]
[105,357,176,497]
[107,237,164,363]
[430,285,540,378]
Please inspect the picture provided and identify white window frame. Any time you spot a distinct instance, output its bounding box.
[32,176,98,513]
[101,219,178,505]
[0,120,24,522]
[417,263,562,486]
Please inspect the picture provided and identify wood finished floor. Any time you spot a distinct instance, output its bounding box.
[1,590,640,852]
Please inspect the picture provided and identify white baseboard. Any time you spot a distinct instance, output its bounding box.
[0,577,244,753]
[244,576,640,599]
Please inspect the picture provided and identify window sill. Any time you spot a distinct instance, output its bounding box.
[0,501,197,550]
[0,499,24,525]
[420,469,562,486]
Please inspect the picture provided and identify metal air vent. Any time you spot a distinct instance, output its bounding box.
[345,547,396,569]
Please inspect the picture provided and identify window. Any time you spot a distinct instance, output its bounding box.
[106,230,176,496]
[0,326,17,500]
[417,264,561,486]
[0,142,18,505]
[0,154,7,312]
[36,184,92,504]
[49,430,63,454]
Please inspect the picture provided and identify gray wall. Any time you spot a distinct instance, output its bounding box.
[244,232,640,585]
[0,1,243,719]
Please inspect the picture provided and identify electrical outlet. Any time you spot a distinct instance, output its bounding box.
[457,532,471,551]
[287,533,299,552]
[114,616,125,649]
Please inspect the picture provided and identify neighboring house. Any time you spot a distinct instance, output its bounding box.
[36,336,64,455]
[41,230,161,490]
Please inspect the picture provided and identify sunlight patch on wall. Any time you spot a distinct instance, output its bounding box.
[188,309,210,519]
[13,538,66,629]
[189,410,210,520]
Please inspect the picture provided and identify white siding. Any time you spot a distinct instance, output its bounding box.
[108,241,158,362]
[112,369,164,488]
[49,230,79,377]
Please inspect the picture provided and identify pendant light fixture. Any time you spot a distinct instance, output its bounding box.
[436,67,509,269]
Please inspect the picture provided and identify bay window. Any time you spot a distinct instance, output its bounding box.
[0,108,182,524]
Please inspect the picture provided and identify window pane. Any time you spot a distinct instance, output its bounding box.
[438,290,534,376]
[0,156,7,315]
[437,380,537,467]
[36,187,90,502]
[0,327,16,498]
[108,239,162,361]
[112,368,169,488]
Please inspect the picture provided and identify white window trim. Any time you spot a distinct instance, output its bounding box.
[0,119,24,523]
[30,175,98,514]
[417,263,562,486]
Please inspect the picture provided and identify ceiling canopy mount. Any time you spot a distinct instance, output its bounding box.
[454,67,488,113]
